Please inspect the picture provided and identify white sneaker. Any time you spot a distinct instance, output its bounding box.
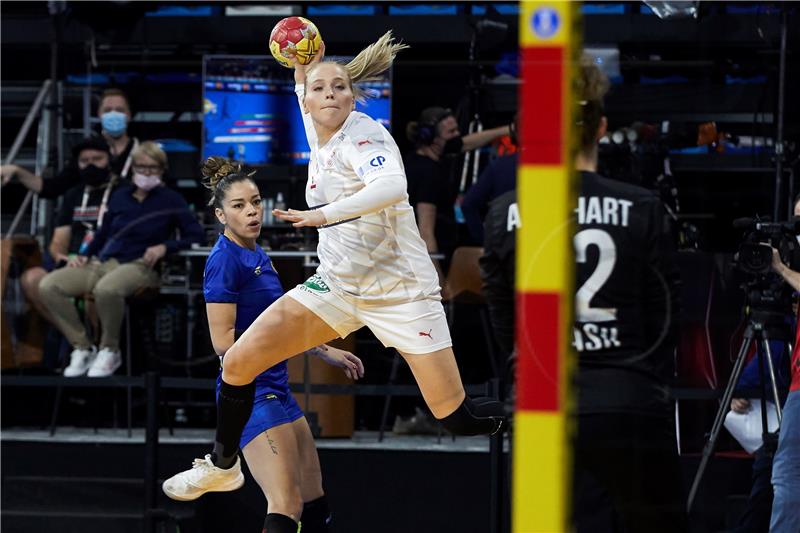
[63,346,97,377]
[87,347,122,377]
[162,454,244,501]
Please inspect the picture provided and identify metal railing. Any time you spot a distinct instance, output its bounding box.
[3,79,52,238]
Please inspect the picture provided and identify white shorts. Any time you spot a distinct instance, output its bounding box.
[286,274,452,355]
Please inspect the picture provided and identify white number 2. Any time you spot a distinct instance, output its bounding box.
[574,229,617,322]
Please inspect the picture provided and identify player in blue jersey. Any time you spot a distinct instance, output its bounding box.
[163,157,363,533]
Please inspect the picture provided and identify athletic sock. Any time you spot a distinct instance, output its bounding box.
[211,379,255,469]
[440,397,505,436]
[263,513,300,533]
[301,495,332,532]
[470,396,506,417]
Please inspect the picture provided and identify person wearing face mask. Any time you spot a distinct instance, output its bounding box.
[97,87,139,181]
[38,141,204,378]
[402,107,512,285]
[0,88,138,198]
[12,137,119,366]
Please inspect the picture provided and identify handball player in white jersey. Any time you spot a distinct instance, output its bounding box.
[164,33,506,520]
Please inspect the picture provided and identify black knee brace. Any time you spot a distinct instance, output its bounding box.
[439,397,505,436]
[263,513,299,533]
[301,495,332,532]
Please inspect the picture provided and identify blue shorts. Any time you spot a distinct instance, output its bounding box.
[216,377,305,449]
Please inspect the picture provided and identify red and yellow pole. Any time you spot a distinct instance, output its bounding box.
[514,3,580,532]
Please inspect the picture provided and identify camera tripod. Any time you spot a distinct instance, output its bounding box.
[686,310,791,512]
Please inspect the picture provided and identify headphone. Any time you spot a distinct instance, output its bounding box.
[416,108,453,145]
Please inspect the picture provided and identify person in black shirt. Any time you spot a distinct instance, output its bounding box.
[1,87,139,198]
[571,58,685,533]
[14,137,119,330]
[403,107,512,288]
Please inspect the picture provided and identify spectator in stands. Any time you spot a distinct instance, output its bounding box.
[0,87,139,197]
[15,137,120,334]
[403,107,512,285]
[96,87,138,181]
[38,141,204,377]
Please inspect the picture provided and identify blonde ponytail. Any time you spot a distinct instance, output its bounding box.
[309,31,409,102]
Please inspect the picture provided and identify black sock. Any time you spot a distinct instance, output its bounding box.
[439,397,505,436]
[470,396,506,417]
[212,379,255,469]
[263,513,299,533]
[301,495,332,532]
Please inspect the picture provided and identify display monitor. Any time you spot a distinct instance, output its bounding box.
[203,55,392,165]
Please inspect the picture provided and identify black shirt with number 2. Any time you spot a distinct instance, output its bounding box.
[574,171,681,417]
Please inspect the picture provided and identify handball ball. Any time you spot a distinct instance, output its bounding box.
[269,16,322,68]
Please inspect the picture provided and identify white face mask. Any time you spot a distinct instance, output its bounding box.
[133,173,161,191]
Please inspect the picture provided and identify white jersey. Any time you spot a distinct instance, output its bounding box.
[295,85,440,303]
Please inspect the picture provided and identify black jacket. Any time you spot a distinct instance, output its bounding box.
[479,190,517,357]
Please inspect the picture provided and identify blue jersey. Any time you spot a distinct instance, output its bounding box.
[204,233,288,395]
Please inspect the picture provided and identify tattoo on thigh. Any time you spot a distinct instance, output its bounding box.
[266,433,279,455]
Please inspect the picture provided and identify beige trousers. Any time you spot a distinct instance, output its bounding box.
[38,258,160,350]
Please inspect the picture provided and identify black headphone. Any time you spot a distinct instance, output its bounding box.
[416,108,453,145]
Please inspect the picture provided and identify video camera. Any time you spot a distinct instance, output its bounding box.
[734,217,800,275]
[733,216,800,319]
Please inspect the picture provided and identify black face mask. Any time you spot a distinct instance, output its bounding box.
[80,164,111,187]
[442,136,464,156]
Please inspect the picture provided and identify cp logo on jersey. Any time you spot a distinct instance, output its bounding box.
[370,156,386,167]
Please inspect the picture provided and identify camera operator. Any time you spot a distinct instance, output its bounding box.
[571,57,685,533]
[767,195,800,533]
[404,107,513,285]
